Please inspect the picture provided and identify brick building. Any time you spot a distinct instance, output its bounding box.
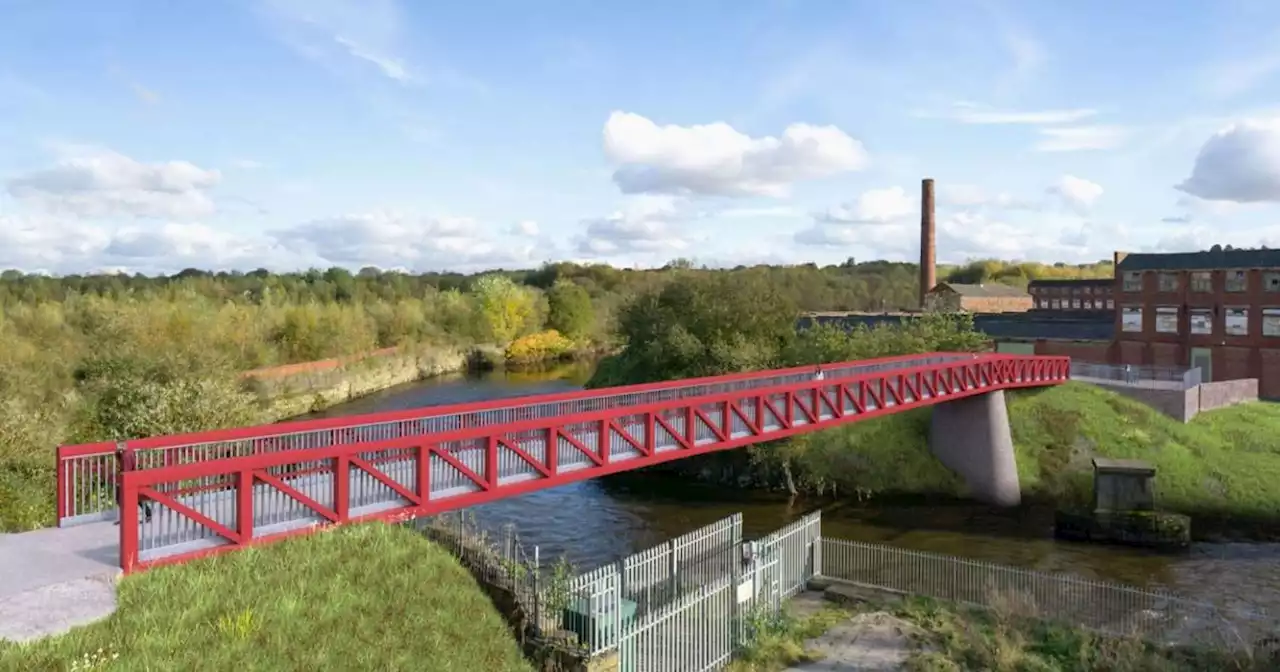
[1028,278,1114,313]
[924,283,1033,314]
[1113,247,1280,399]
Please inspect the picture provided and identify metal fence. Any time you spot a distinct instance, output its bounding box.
[1070,361,1203,390]
[564,512,822,671]
[820,538,1276,651]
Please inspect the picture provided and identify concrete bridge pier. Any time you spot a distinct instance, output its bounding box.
[929,390,1021,507]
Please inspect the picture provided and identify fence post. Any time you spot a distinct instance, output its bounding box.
[532,545,541,632]
[668,538,679,598]
[811,513,823,579]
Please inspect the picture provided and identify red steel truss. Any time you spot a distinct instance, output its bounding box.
[57,352,1068,572]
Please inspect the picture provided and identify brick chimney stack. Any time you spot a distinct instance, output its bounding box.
[920,178,936,310]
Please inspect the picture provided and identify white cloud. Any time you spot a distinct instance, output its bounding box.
[924,102,1096,125]
[817,187,915,224]
[602,111,868,198]
[512,220,540,236]
[1047,175,1104,211]
[0,208,540,275]
[6,147,221,219]
[275,210,533,270]
[256,0,414,84]
[575,195,692,258]
[1033,126,1128,152]
[1176,118,1280,203]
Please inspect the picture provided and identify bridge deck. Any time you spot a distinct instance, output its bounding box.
[0,522,118,642]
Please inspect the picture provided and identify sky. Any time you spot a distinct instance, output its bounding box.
[3,0,1280,275]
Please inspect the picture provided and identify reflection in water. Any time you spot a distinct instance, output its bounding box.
[309,364,1280,615]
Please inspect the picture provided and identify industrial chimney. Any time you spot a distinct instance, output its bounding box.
[919,178,936,310]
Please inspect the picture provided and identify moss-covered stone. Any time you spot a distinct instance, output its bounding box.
[1054,508,1191,550]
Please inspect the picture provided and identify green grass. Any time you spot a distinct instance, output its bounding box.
[897,597,1269,672]
[786,382,1280,524]
[0,523,532,672]
[729,593,1269,672]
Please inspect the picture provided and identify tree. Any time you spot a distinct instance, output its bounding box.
[545,280,594,340]
[471,274,537,344]
[589,271,798,386]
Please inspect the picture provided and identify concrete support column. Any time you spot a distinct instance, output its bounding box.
[929,390,1021,507]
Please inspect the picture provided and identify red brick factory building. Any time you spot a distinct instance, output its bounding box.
[805,179,1280,400]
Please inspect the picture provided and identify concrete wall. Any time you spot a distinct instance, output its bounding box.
[1199,379,1259,413]
[929,390,1021,506]
[1085,378,1259,422]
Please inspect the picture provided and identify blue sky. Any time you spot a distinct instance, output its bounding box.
[2,0,1280,275]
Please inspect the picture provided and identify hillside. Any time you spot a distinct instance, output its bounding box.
[0,523,531,671]
[746,383,1280,527]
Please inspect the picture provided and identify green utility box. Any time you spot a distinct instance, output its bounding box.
[561,594,638,664]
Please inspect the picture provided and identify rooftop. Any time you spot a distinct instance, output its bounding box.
[934,282,1030,298]
[1028,278,1113,287]
[1117,247,1280,272]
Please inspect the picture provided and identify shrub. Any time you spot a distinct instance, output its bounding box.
[504,330,576,364]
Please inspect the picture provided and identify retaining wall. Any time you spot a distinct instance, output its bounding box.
[1086,379,1259,423]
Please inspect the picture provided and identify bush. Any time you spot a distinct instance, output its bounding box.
[504,330,576,365]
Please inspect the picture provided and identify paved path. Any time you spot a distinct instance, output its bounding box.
[0,522,119,642]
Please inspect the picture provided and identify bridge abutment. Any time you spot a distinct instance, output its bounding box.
[929,390,1021,507]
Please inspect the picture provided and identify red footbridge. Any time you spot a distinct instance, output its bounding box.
[55,352,1069,573]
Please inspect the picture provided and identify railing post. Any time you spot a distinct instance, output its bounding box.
[237,469,254,545]
[119,469,139,572]
[55,448,66,527]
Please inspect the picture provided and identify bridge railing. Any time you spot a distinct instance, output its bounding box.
[112,354,1069,570]
[1069,362,1202,390]
[57,351,982,526]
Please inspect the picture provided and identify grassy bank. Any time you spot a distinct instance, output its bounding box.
[732,591,1268,672]
[724,382,1280,532]
[0,523,531,671]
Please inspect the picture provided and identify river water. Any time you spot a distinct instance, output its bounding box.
[309,363,1280,616]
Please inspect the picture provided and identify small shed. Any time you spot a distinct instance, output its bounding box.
[1091,458,1156,513]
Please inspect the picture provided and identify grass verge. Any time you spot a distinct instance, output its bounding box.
[760,382,1280,529]
[0,523,531,672]
[729,590,1273,672]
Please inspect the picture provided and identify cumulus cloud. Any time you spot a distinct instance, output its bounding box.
[575,195,692,258]
[1176,118,1280,202]
[6,148,221,219]
[511,220,539,236]
[937,183,1039,211]
[0,208,539,276]
[816,187,915,224]
[602,111,868,198]
[794,187,916,247]
[1047,175,1104,211]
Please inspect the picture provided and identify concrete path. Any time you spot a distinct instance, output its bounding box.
[0,522,120,643]
[784,592,924,672]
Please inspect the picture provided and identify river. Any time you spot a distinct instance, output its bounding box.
[309,362,1280,616]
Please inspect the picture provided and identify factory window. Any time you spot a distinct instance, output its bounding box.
[1265,272,1280,292]
[1264,308,1280,337]
[1190,309,1212,335]
[1155,306,1179,333]
[1190,271,1212,293]
[1225,270,1247,292]
[1225,307,1249,336]
[1123,271,1143,292]
[1121,306,1143,332]
[1158,273,1179,292]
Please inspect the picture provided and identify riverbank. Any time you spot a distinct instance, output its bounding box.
[0,523,532,670]
[733,586,1268,672]
[0,344,593,533]
[626,382,1280,540]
